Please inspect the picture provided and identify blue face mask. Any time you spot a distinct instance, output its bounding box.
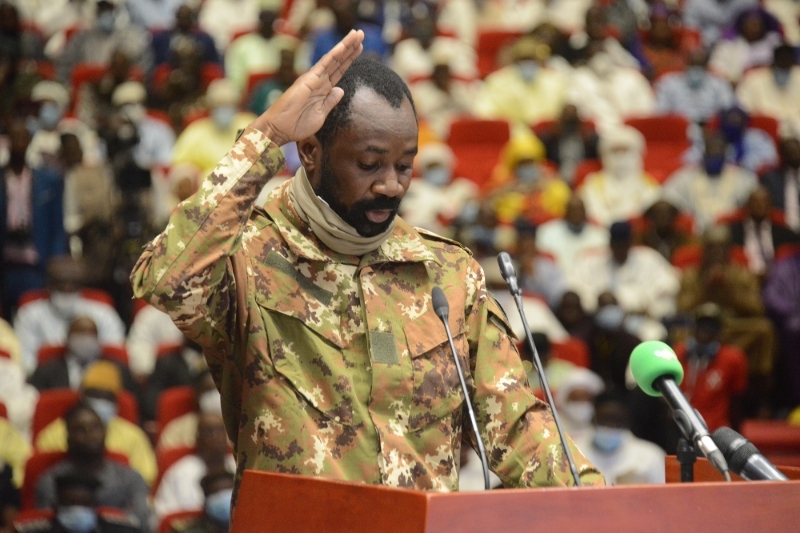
[703,154,726,176]
[57,506,97,533]
[773,68,791,88]
[96,11,116,33]
[205,488,233,524]
[685,66,706,89]
[86,397,118,426]
[422,166,451,187]
[687,338,720,360]
[592,426,625,453]
[211,106,236,130]
[515,162,540,184]
[594,304,625,331]
[517,60,539,83]
[39,101,63,130]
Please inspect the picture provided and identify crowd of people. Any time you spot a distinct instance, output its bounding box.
[2,0,800,529]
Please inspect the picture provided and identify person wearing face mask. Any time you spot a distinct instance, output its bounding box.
[536,196,609,274]
[709,8,783,84]
[663,131,759,233]
[488,132,571,226]
[674,304,749,431]
[737,44,800,137]
[57,0,152,87]
[538,104,599,184]
[586,292,643,392]
[16,473,143,533]
[474,37,568,126]
[34,361,157,487]
[1,119,67,319]
[398,143,477,236]
[157,370,224,452]
[154,413,236,519]
[574,391,666,485]
[13,256,125,375]
[35,404,151,531]
[578,126,660,227]
[655,48,736,125]
[170,79,256,182]
[409,57,478,140]
[552,367,604,440]
[169,471,235,533]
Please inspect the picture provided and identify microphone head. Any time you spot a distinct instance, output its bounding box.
[496,252,516,282]
[630,341,685,397]
[431,286,449,321]
[712,427,756,474]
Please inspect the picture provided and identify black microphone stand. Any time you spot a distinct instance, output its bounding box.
[677,438,696,483]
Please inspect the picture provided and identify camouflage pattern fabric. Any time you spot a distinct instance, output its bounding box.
[131,128,604,501]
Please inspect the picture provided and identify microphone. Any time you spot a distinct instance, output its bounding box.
[495,253,583,487]
[630,341,731,479]
[712,427,789,482]
[431,287,491,490]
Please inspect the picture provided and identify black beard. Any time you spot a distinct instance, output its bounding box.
[316,157,401,237]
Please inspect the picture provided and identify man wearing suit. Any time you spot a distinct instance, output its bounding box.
[1,120,67,317]
[727,186,800,276]
[761,137,800,233]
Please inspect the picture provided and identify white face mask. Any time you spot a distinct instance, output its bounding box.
[199,389,222,415]
[561,400,594,426]
[68,334,101,364]
[517,59,539,82]
[120,103,146,124]
[603,150,641,179]
[422,166,451,187]
[589,53,614,77]
[86,397,118,425]
[50,291,81,318]
[57,506,97,533]
[211,106,236,130]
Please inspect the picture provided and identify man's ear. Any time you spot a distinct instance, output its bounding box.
[297,136,322,181]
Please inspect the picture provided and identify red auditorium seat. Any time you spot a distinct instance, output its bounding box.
[476,30,524,78]
[21,451,129,509]
[715,208,787,227]
[156,387,196,439]
[740,420,800,468]
[551,337,590,368]
[32,388,140,441]
[625,115,691,183]
[153,446,196,494]
[159,510,204,533]
[447,118,510,189]
[776,242,800,261]
[707,114,780,145]
[17,288,115,310]
[571,159,603,190]
[37,344,129,367]
[243,71,275,106]
[671,243,749,270]
[0,402,7,420]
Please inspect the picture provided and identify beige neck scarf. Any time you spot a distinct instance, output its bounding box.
[288,167,396,256]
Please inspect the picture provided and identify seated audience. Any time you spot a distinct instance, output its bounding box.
[674,303,748,431]
[14,256,125,374]
[537,104,599,184]
[574,391,666,484]
[566,6,640,70]
[578,126,660,227]
[515,222,567,307]
[224,9,299,93]
[151,4,220,68]
[171,79,256,180]
[713,107,779,173]
[763,252,800,406]
[75,49,137,130]
[57,0,152,84]
[28,316,137,393]
[709,8,783,84]
[35,361,156,486]
[727,186,800,276]
[677,226,776,414]
[409,58,477,140]
[641,5,691,80]
[154,413,236,519]
[737,44,800,137]
[638,199,694,262]
[158,370,222,452]
[569,222,679,319]
[683,0,759,46]
[552,367,605,440]
[1,120,67,318]
[554,291,595,342]
[536,196,609,274]
[141,336,206,424]
[309,0,387,64]
[248,49,299,115]
[521,332,580,396]
[0,413,31,490]
[762,137,800,232]
[474,37,568,126]
[126,304,184,381]
[35,403,151,530]
[168,471,234,533]
[654,48,736,124]
[198,0,262,52]
[398,143,477,237]
[663,131,759,232]
[126,0,186,32]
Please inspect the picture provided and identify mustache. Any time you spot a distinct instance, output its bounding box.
[352,195,402,213]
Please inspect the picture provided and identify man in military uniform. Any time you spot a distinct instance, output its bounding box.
[15,474,141,533]
[131,30,604,501]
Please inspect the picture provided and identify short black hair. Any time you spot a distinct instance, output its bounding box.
[315,57,416,148]
[63,401,101,427]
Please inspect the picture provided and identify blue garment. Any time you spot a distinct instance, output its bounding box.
[655,72,736,123]
[151,30,221,68]
[0,166,67,313]
[310,23,387,65]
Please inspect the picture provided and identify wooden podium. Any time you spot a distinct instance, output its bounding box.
[231,459,800,533]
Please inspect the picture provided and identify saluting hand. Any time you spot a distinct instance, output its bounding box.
[251,29,364,146]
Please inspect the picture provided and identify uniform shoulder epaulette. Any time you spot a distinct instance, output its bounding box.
[414,227,473,256]
[13,518,52,533]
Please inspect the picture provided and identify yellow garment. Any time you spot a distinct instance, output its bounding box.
[489,130,546,189]
[0,318,21,365]
[82,360,122,393]
[156,412,198,452]
[171,113,257,180]
[789,406,800,425]
[474,64,568,126]
[491,179,571,224]
[35,417,157,486]
[0,418,31,488]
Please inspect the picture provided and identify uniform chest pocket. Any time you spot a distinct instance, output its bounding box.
[403,309,468,431]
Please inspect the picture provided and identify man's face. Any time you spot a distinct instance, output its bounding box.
[66,409,106,457]
[695,320,720,344]
[259,10,277,38]
[47,258,85,293]
[610,240,631,264]
[781,138,800,168]
[594,402,629,429]
[58,485,95,508]
[176,6,194,32]
[747,188,771,221]
[305,88,418,237]
[565,197,586,226]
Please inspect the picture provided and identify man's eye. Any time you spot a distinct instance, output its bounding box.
[396,164,412,173]
[358,162,378,171]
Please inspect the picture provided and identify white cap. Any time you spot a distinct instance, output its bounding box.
[554,367,605,408]
[111,81,146,106]
[599,125,645,155]
[417,142,455,170]
[31,81,70,109]
[206,79,239,108]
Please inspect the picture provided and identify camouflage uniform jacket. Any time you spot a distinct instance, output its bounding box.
[131,128,604,497]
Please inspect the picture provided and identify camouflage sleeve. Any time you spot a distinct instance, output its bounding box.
[464,260,605,488]
[130,128,285,351]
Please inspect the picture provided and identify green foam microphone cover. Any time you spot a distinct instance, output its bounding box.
[629,340,684,397]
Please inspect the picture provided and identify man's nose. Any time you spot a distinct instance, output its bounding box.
[372,170,405,198]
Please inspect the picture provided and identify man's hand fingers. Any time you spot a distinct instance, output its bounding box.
[321,87,345,115]
[311,29,364,84]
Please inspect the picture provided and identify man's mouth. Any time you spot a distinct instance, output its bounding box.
[365,210,392,224]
